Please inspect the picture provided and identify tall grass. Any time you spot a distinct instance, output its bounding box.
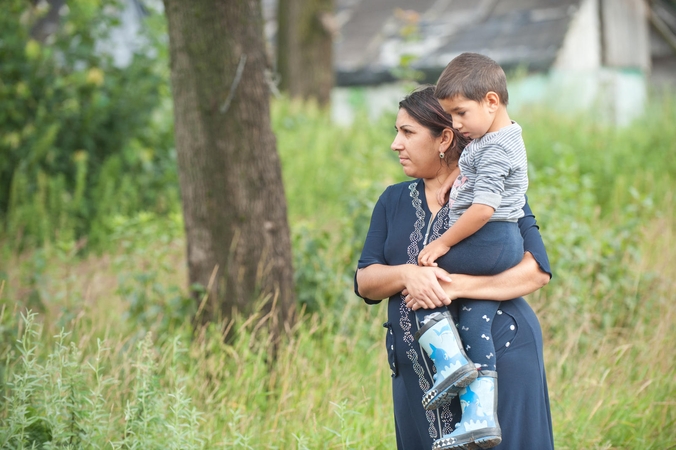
[543,207,676,449]
[1,93,675,448]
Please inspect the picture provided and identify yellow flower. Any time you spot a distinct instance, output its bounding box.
[86,67,105,86]
[25,40,41,60]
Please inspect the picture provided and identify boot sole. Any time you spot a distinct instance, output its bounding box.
[422,364,478,410]
[432,428,502,450]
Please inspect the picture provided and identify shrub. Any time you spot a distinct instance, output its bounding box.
[0,0,177,250]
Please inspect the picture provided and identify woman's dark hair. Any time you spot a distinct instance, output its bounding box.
[398,85,469,163]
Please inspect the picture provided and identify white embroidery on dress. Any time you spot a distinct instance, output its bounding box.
[400,181,454,438]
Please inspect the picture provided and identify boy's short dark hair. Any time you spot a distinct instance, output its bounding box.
[434,52,509,105]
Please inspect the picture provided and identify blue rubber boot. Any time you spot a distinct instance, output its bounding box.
[432,370,502,450]
[415,311,478,410]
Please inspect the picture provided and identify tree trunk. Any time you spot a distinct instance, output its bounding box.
[277,0,335,106]
[163,0,295,331]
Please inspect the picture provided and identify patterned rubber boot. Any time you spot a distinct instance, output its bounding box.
[415,311,478,410]
[432,370,502,450]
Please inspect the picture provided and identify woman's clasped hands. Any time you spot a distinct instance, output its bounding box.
[402,265,453,311]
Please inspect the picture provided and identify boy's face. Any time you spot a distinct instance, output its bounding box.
[437,95,495,140]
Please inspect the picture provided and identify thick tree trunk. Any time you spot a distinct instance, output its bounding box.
[277,0,334,106]
[163,0,295,330]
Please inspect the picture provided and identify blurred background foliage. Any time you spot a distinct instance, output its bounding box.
[0,0,177,250]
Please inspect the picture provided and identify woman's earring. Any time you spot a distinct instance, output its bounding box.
[439,152,445,159]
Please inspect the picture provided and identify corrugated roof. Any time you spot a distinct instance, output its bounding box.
[334,0,583,86]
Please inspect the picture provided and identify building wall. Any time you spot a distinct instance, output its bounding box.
[601,0,651,71]
[510,0,649,126]
[553,0,601,70]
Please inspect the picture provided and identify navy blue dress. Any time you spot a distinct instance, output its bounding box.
[355,179,554,450]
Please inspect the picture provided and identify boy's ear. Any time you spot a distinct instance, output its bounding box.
[484,91,501,111]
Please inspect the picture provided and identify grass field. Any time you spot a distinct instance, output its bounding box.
[1,93,675,449]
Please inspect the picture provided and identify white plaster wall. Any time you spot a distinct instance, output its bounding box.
[509,69,647,126]
[513,0,648,126]
[601,0,651,71]
[332,69,647,128]
[553,0,601,71]
[600,69,647,126]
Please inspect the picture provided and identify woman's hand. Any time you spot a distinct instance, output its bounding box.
[401,266,452,310]
[405,252,550,307]
[357,264,451,304]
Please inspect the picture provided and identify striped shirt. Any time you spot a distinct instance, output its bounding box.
[447,122,527,223]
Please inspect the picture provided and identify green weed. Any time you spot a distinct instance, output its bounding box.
[1,93,675,448]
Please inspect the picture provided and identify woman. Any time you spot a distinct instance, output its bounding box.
[354,86,554,450]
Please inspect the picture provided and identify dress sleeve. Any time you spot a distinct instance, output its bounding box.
[518,196,552,278]
[354,191,389,304]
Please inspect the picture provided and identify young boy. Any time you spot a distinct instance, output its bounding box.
[414,53,528,450]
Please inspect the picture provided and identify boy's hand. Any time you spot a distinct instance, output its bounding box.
[418,240,451,267]
[437,175,456,206]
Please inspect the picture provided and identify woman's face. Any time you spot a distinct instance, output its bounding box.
[391,108,445,179]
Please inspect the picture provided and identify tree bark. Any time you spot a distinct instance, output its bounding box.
[163,0,295,330]
[277,0,335,106]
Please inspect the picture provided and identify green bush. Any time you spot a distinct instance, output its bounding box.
[0,0,177,250]
[521,94,676,213]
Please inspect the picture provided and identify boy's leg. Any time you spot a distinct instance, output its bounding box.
[414,309,477,410]
[433,370,501,450]
[434,221,524,372]
[434,222,523,276]
[417,222,522,411]
[427,222,521,446]
[457,300,500,371]
[414,306,446,325]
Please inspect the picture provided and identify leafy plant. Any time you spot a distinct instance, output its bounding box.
[0,0,177,250]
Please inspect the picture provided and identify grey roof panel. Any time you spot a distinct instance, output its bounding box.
[334,0,583,85]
